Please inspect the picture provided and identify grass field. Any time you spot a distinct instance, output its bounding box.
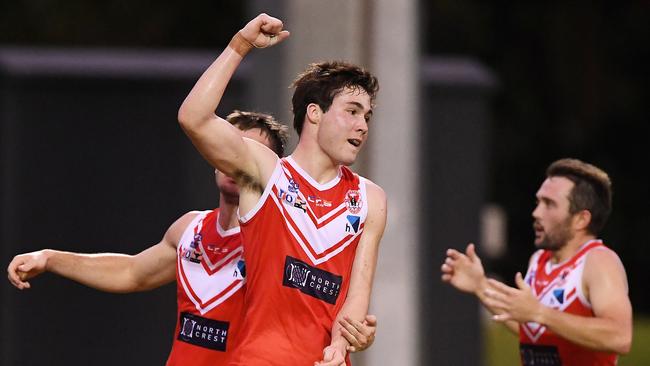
[485,316,650,365]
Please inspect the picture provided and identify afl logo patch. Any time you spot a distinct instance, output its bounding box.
[344,190,362,214]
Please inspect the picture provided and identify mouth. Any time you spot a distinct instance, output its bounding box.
[533,222,544,236]
[347,138,362,147]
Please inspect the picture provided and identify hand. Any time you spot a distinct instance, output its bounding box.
[240,13,290,49]
[7,250,50,289]
[441,243,486,294]
[484,272,544,324]
[314,342,347,366]
[339,314,377,352]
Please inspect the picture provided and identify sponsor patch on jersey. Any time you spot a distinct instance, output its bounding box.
[178,312,230,352]
[345,215,360,233]
[553,289,565,304]
[519,344,562,366]
[307,195,332,207]
[282,256,342,304]
[288,179,300,193]
[344,190,362,214]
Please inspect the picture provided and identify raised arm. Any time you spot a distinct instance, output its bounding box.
[485,250,632,354]
[7,212,196,293]
[317,182,387,365]
[441,243,520,334]
[177,14,289,190]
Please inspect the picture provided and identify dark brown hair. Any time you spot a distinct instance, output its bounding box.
[226,110,289,156]
[546,158,612,235]
[291,61,379,136]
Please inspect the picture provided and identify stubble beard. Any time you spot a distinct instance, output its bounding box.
[535,217,574,252]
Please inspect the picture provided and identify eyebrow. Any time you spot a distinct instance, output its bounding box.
[346,101,373,116]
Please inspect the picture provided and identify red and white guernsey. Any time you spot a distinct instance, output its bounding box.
[166,209,246,366]
[519,240,618,366]
[232,156,369,365]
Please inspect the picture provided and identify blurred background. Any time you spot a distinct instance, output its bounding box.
[1,1,648,365]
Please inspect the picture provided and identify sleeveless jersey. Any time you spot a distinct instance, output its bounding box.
[519,240,618,366]
[165,209,246,366]
[231,156,369,365]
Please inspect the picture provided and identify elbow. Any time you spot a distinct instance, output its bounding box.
[177,107,194,131]
[615,335,632,355]
[605,330,632,355]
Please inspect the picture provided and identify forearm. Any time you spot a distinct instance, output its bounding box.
[330,294,370,348]
[177,35,250,130]
[44,249,140,293]
[538,306,630,353]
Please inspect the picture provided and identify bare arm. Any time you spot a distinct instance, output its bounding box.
[441,243,519,334]
[317,182,387,365]
[485,250,632,354]
[177,13,288,190]
[7,212,197,293]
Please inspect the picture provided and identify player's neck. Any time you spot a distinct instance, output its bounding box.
[217,197,240,230]
[551,232,597,263]
[290,142,340,184]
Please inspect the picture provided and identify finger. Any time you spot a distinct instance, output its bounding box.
[483,289,508,307]
[486,278,517,295]
[365,314,377,326]
[344,316,368,334]
[467,243,479,261]
[441,274,452,282]
[18,262,33,272]
[515,272,529,290]
[492,313,512,322]
[446,248,463,260]
[444,257,458,268]
[339,324,362,349]
[259,14,285,33]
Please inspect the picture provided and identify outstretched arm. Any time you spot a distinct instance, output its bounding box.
[177,14,289,193]
[441,243,519,334]
[485,250,632,354]
[7,212,196,293]
[316,182,387,366]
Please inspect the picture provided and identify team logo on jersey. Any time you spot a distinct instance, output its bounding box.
[344,190,362,214]
[181,233,203,264]
[345,215,361,233]
[282,256,342,305]
[178,312,229,351]
[307,195,332,207]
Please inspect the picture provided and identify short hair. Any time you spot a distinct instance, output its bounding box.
[291,61,379,136]
[226,110,289,156]
[546,158,612,235]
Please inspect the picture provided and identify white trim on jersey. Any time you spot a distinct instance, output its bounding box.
[285,155,342,191]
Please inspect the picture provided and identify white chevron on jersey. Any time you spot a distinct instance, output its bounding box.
[177,211,245,315]
[521,241,600,342]
[279,164,366,265]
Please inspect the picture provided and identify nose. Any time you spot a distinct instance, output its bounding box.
[532,203,541,219]
[356,117,368,135]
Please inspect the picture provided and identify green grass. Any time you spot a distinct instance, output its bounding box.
[484,316,650,365]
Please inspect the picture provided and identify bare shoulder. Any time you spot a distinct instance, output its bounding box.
[363,178,387,207]
[583,246,628,290]
[165,210,204,247]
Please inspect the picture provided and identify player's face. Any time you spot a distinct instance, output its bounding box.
[317,87,372,166]
[532,176,576,251]
[216,127,274,202]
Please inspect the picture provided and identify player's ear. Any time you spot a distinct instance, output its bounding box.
[573,209,591,231]
[306,103,322,124]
